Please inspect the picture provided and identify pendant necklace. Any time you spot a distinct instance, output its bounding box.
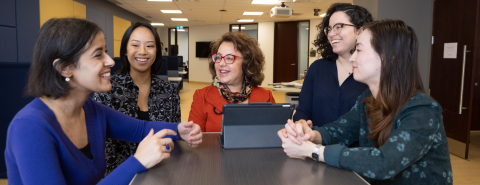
[338,60,353,75]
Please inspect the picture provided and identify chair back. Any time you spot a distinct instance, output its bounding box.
[158,56,168,75]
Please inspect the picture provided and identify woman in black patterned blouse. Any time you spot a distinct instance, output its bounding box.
[94,22,201,175]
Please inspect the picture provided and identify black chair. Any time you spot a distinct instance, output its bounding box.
[0,62,35,178]
[111,57,122,74]
[166,56,182,91]
[157,56,168,81]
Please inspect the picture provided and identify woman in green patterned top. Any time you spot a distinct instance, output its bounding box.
[278,19,453,184]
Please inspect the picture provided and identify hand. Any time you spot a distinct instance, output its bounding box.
[295,119,313,128]
[278,130,316,158]
[285,119,316,145]
[178,121,203,147]
[134,129,176,169]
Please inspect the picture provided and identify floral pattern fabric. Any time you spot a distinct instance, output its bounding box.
[212,76,252,104]
[315,90,453,184]
[93,73,180,175]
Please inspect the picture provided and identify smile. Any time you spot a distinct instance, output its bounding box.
[101,72,110,77]
[331,40,341,45]
[136,58,148,62]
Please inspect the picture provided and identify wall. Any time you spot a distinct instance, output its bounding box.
[40,0,86,26]
[257,22,275,87]
[87,6,114,57]
[298,22,309,79]
[74,0,149,23]
[188,24,230,83]
[113,16,131,57]
[178,31,189,63]
[243,30,258,40]
[308,18,323,66]
[157,27,169,55]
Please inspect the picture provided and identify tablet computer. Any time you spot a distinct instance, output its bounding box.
[220,102,294,149]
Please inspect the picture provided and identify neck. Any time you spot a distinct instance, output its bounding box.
[227,82,243,93]
[337,53,353,69]
[368,83,380,99]
[130,69,151,86]
[40,91,88,118]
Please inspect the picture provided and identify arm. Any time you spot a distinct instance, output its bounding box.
[325,104,442,180]
[167,82,182,123]
[188,90,207,132]
[292,63,315,122]
[6,120,68,185]
[267,90,276,103]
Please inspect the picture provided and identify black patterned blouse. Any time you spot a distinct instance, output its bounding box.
[93,73,181,175]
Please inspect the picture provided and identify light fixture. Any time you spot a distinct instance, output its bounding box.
[238,19,254,22]
[171,18,188,21]
[151,23,164,26]
[251,0,277,4]
[320,13,326,17]
[148,0,172,1]
[243,12,264,15]
[232,27,246,29]
[161,10,182,13]
[177,29,185,31]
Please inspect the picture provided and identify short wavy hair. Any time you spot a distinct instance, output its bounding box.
[209,32,265,87]
[313,3,374,61]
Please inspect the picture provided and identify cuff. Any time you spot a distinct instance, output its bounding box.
[324,144,346,168]
[161,122,182,140]
[315,127,331,145]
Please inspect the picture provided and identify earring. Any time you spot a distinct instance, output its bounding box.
[65,77,70,82]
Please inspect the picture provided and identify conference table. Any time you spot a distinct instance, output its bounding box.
[130,133,369,185]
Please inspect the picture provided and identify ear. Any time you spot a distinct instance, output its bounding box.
[53,59,73,78]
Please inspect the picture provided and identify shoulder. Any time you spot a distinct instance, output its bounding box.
[403,92,441,112]
[250,87,274,101]
[8,99,55,140]
[194,85,217,96]
[151,76,177,92]
[310,57,335,69]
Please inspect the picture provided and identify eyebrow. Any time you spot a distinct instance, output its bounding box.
[131,39,155,43]
[91,47,104,56]
[356,42,363,47]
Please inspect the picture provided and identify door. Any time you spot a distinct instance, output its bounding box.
[274,21,298,83]
[429,0,479,159]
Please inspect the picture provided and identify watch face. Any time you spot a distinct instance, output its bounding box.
[312,153,319,161]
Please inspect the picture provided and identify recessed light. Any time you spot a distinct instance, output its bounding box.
[232,27,246,29]
[251,0,278,4]
[238,19,254,22]
[161,10,182,13]
[243,12,263,15]
[320,13,326,17]
[151,23,164,26]
[171,18,188,21]
[148,0,172,1]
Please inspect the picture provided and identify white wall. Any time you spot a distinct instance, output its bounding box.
[188,24,230,83]
[258,22,275,87]
[156,27,168,55]
[178,31,188,63]
[298,22,309,79]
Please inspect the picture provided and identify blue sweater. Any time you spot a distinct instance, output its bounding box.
[293,58,368,127]
[4,98,181,185]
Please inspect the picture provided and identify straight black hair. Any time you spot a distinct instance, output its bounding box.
[117,22,163,75]
[26,18,102,99]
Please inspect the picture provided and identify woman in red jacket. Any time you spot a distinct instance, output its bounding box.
[189,32,275,132]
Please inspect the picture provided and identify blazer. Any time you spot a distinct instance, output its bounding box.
[189,85,275,132]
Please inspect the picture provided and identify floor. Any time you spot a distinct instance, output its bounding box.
[1,81,478,185]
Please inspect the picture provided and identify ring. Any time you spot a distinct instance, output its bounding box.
[166,146,170,151]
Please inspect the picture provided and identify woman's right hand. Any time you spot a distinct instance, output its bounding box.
[284,119,318,145]
[134,129,176,169]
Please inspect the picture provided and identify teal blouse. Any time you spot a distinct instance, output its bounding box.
[315,90,453,184]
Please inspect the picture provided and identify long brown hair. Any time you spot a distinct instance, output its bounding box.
[362,20,425,147]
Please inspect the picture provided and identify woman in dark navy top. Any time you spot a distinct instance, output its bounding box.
[293,3,373,127]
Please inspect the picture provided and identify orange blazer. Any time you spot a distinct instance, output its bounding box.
[188,85,276,132]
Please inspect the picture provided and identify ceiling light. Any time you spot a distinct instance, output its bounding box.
[232,27,246,29]
[151,23,164,26]
[238,19,254,22]
[171,18,188,21]
[148,0,172,1]
[243,12,264,15]
[161,10,182,13]
[320,13,326,17]
[251,0,278,4]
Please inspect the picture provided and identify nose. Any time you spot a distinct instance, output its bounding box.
[218,57,227,66]
[349,51,357,63]
[105,55,115,68]
[138,45,147,55]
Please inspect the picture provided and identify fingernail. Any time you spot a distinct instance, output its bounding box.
[166,146,170,150]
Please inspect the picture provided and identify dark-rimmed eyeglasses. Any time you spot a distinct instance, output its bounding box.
[211,53,242,64]
[324,23,356,35]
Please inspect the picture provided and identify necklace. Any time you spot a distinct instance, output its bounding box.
[137,83,149,93]
[338,60,353,75]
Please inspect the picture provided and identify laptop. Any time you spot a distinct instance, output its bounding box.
[220,102,294,149]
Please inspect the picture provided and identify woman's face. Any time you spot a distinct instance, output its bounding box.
[215,42,244,87]
[350,29,382,86]
[70,32,115,94]
[328,11,358,56]
[127,27,157,74]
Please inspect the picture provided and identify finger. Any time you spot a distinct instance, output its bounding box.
[285,123,297,137]
[154,129,177,138]
[280,129,288,138]
[302,133,311,141]
[288,134,302,145]
[277,130,286,139]
[189,139,202,146]
[189,124,201,136]
[307,120,313,127]
[162,153,171,160]
[287,119,297,131]
[296,123,305,137]
[145,128,154,139]
[182,121,194,128]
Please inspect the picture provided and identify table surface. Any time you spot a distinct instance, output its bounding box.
[131,133,368,185]
[167,77,183,81]
[272,86,302,93]
[178,71,187,74]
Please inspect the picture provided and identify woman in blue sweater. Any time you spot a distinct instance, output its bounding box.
[4,18,202,185]
[279,20,452,184]
[293,3,373,127]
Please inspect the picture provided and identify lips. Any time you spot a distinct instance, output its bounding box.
[135,57,148,65]
[352,66,357,71]
[330,39,341,45]
[100,71,111,79]
[218,69,230,77]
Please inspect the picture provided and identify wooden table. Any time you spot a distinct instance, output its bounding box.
[131,133,368,185]
[167,77,183,82]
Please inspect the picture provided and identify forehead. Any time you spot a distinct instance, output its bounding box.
[87,32,105,48]
[357,29,372,45]
[217,42,241,54]
[129,27,155,41]
[329,11,352,26]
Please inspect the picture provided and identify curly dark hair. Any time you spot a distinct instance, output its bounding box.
[209,32,265,87]
[313,3,374,61]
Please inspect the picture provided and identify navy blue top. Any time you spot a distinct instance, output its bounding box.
[293,57,368,127]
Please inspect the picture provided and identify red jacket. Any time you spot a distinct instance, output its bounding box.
[188,85,276,132]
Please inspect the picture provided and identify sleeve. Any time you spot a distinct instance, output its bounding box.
[6,120,68,185]
[292,62,315,122]
[98,156,146,185]
[324,103,443,181]
[188,89,207,132]
[168,82,181,123]
[100,102,181,142]
[92,91,112,108]
[267,90,276,103]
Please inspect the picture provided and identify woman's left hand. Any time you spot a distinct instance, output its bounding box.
[278,130,317,158]
[178,121,203,147]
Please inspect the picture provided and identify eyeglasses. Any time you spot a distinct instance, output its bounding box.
[211,53,242,64]
[324,23,356,35]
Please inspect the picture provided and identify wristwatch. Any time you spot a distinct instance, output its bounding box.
[312,144,323,161]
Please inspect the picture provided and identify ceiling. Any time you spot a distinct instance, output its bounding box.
[112,0,352,27]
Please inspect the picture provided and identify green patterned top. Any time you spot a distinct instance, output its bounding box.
[315,90,453,184]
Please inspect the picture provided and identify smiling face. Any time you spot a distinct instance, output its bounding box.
[350,29,382,86]
[69,32,115,94]
[215,42,244,89]
[127,27,157,75]
[328,11,358,56]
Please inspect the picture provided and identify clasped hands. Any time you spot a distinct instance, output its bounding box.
[278,119,324,161]
[135,121,202,169]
